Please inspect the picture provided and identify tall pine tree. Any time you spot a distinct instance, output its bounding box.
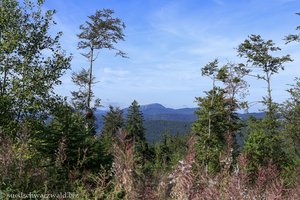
[193,88,227,174]
[125,100,146,146]
[125,100,148,193]
[100,105,124,165]
[125,100,147,182]
[281,78,300,173]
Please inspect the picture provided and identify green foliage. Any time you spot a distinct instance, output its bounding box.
[152,132,187,173]
[0,1,299,197]
[282,78,300,157]
[78,9,127,57]
[0,0,71,137]
[144,120,192,143]
[280,78,300,179]
[40,103,89,167]
[71,68,100,135]
[243,117,287,176]
[243,113,298,186]
[71,68,100,111]
[39,103,108,191]
[125,100,146,143]
[237,35,291,75]
[36,104,85,192]
[238,35,293,177]
[193,88,228,173]
[237,34,292,114]
[193,59,247,174]
[77,9,126,110]
[201,58,219,78]
[285,13,300,43]
[101,106,124,138]
[100,106,124,167]
[0,0,73,194]
[125,100,147,179]
[218,62,249,107]
[0,128,47,194]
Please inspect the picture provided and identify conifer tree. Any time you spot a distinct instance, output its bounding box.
[40,103,89,167]
[125,100,146,148]
[281,78,300,165]
[100,106,124,159]
[193,60,227,174]
[193,88,227,174]
[71,68,100,134]
[125,100,147,187]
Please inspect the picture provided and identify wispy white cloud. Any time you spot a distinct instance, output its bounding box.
[103,67,130,77]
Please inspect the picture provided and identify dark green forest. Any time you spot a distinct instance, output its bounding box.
[0,0,299,199]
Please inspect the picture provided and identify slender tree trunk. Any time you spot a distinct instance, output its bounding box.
[208,78,215,137]
[226,89,235,169]
[266,72,273,114]
[206,78,215,174]
[87,48,94,109]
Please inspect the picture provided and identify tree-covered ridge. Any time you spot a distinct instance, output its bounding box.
[0,0,299,199]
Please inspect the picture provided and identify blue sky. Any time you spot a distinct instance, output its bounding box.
[44,0,300,111]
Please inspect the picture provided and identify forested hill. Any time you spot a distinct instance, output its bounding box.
[124,103,198,121]
[94,103,196,126]
[95,103,265,142]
